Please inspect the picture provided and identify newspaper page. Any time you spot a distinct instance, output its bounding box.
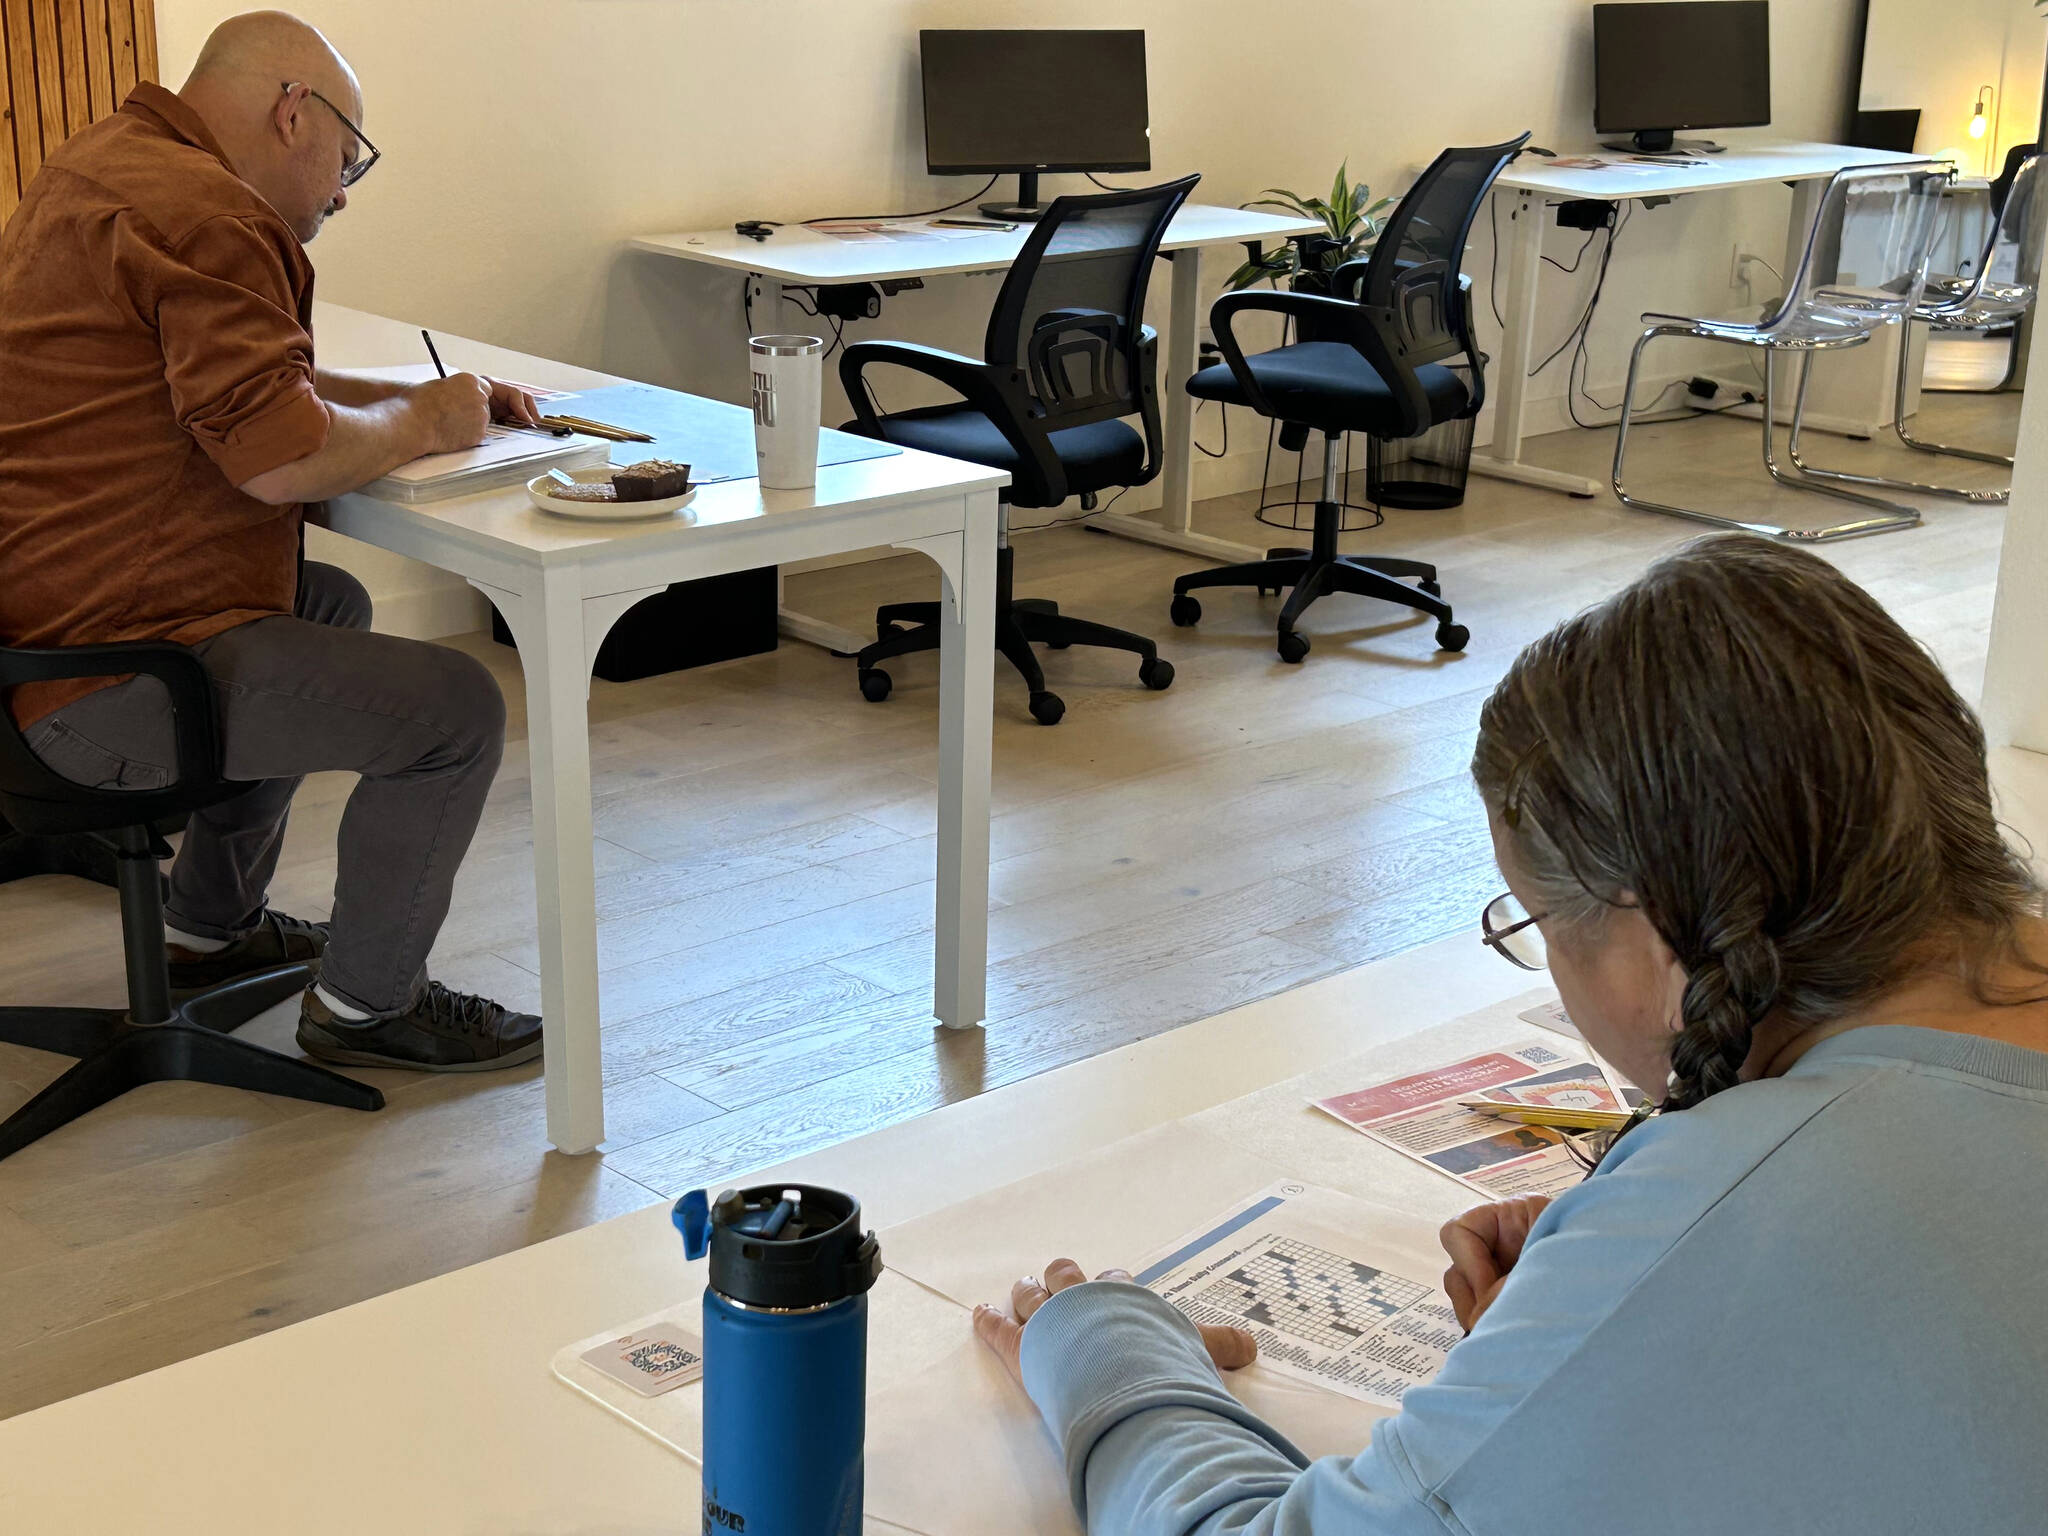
[1311,1035,1630,1199]
[1135,1182,1461,1408]
[1519,998,1651,1109]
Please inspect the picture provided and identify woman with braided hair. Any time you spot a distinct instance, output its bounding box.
[971,534,2048,1534]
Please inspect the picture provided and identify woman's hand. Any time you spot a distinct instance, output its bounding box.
[1440,1194,1553,1333]
[972,1256,1259,1387]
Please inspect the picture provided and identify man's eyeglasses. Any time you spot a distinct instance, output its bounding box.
[284,82,380,188]
[1481,890,1548,971]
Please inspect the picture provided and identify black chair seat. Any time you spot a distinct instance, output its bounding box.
[844,405,1146,506]
[1186,342,1470,436]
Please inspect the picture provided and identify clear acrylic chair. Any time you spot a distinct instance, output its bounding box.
[1612,161,1951,542]
[1788,149,2041,505]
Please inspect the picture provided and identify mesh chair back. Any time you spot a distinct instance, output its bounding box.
[1769,163,1950,342]
[983,175,1198,436]
[1354,135,1529,378]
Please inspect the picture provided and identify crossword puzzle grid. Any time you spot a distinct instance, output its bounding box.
[1194,1236,1431,1350]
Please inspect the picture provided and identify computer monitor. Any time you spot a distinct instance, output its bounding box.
[1593,1,1772,154]
[920,29,1150,221]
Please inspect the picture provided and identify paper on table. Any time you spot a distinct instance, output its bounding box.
[1138,1181,1460,1408]
[877,1121,1296,1311]
[1519,997,1651,1108]
[1311,1033,1623,1199]
[360,424,609,503]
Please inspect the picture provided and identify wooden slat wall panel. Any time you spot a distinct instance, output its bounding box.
[3,0,45,191]
[0,0,154,229]
[26,0,64,159]
[55,0,89,136]
[80,0,112,120]
[0,14,17,227]
[129,0,152,84]
[107,0,135,97]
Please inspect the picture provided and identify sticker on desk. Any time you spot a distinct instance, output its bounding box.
[579,1326,705,1397]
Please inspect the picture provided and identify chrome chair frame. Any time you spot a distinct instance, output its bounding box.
[1787,154,2040,505]
[1612,161,1951,542]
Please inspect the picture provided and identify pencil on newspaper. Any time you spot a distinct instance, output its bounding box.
[1454,1099,1639,1132]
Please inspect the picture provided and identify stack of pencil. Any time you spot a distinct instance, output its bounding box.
[541,412,655,444]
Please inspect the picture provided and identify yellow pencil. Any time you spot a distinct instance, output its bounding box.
[1454,1099,1639,1132]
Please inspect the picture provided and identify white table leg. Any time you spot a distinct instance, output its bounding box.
[897,497,996,1031]
[472,573,607,1155]
[748,275,786,337]
[1471,190,1602,498]
[1088,242,1267,565]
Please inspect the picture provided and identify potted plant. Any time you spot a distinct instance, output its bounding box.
[1226,163,1394,293]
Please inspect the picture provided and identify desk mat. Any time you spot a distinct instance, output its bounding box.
[564,382,900,484]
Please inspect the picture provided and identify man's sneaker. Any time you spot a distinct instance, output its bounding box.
[296,982,543,1073]
[168,909,329,992]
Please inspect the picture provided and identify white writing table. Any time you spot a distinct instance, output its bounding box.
[630,202,1320,566]
[309,305,1006,1154]
[1480,141,1934,498]
[0,932,1535,1533]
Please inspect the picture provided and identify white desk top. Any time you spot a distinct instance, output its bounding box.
[309,304,1007,572]
[1496,140,1940,202]
[0,932,1537,1533]
[629,202,1323,285]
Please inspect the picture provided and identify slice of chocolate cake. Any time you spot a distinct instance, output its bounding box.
[611,459,692,501]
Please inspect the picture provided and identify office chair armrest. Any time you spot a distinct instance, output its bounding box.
[1331,259,1372,303]
[839,341,1021,435]
[1208,287,1399,419]
[0,641,223,786]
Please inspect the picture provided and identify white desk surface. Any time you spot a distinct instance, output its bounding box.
[311,304,1009,570]
[629,202,1323,285]
[1496,139,1939,203]
[0,931,1536,1533]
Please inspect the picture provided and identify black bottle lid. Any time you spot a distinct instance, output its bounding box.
[681,1184,881,1310]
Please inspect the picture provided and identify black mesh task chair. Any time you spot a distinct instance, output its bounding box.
[839,175,1199,725]
[0,642,382,1163]
[1167,136,1529,663]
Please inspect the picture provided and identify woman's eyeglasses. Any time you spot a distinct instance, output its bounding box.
[1481,890,1548,971]
[284,83,381,188]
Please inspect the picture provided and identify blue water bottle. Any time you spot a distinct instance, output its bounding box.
[675,1183,882,1536]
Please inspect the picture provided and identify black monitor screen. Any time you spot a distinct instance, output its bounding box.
[921,30,1150,175]
[1594,2,1771,135]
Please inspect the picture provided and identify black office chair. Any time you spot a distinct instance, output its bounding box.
[1168,135,1529,663]
[839,175,1199,725]
[0,642,382,1163]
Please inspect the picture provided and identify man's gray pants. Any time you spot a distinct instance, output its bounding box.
[25,562,506,1014]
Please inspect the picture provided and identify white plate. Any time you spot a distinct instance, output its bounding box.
[527,467,696,521]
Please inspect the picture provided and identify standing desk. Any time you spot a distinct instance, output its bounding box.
[309,305,1007,1155]
[629,204,1321,572]
[0,931,1538,1534]
[1479,142,1936,499]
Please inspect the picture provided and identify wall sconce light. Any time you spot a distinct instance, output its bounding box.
[1970,85,1993,140]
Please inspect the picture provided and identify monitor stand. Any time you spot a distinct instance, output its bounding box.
[1601,132,1726,155]
[980,171,1046,222]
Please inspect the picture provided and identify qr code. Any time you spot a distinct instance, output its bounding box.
[627,1340,700,1378]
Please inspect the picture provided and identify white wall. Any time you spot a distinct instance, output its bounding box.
[1860,0,2043,177]
[156,0,1868,634]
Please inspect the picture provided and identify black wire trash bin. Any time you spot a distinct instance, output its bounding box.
[1366,356,1481,511]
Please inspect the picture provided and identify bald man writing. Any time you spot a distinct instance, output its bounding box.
[0,13,541,1071]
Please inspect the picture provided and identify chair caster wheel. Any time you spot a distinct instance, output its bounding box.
[1139,656,1174,691]
[1277,630,1310,664]
[1169,594,1201,627]
[1029,691,1066,725]
[1435,622,1470,653]
[859,669,893,702]
[1420,580,1441,597]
